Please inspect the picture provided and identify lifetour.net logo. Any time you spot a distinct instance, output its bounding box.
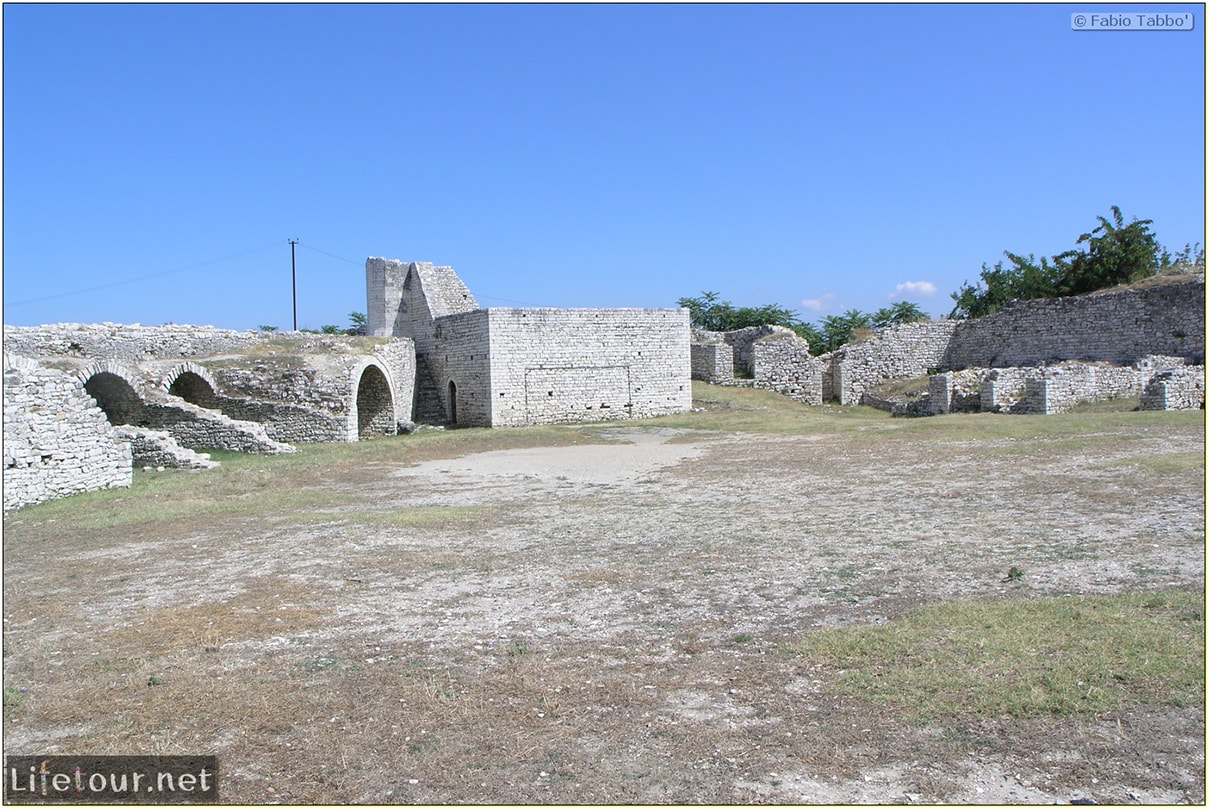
[5,756,218,804]
[1071,11,1196,30]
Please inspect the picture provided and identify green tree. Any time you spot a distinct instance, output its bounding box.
[871,301,930,330]
[950,207,1171,319]
[1159,242,1206,274]
[819,309,872,353]
[677,291,802,333]
[1053,206,1161,296]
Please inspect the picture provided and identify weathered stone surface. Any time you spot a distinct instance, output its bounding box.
[3,359,132,511]
[1140,366,1206,411]
[112,426,220,469]
[370,259,692,427]
[752,328,822,405]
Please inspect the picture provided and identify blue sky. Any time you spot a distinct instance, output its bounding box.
[4,3,1204,332]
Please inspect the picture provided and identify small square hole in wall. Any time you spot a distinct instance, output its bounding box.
[548,391,554,396]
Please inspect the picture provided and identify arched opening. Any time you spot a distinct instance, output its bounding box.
[356,365,395,439]
[168,371,219,409]
[447,380,458,426]
[83,372,145,426]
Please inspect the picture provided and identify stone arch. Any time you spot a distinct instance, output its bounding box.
[76,360,146,426]
[162,362,220,409]
[448,379,458,426]
[351,360,396,440]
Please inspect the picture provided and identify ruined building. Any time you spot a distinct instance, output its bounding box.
[3,258,693,510]
[365,258,692,427]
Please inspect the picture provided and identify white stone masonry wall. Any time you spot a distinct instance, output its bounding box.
[1140,367,1206,410]
[485,308,692,427]
[752,330,823,405]
[3,360,132,511]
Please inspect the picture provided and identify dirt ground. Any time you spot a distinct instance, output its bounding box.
[3,404,1205,804]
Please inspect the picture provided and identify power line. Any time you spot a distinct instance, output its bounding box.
[296,242,363,267]
[291,243,548,307]
[6,243,279,307]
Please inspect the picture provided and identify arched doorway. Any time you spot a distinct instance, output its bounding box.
[168,371,219,409]
[356,365,395,439]
[83,372,145,426]
[447,380,458,426]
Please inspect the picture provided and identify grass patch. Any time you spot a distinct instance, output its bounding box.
[789,589,1204,721]
[3,685,27,719]
[644,381,1203,443]
[1104,451,1205,475]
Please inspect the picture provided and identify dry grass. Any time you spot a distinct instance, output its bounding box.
[3,385,1204,804]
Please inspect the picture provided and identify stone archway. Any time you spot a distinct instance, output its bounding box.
[356,364,395,439]
[448,380,458,426]
[83,372,145,426]
[168,371,219,409]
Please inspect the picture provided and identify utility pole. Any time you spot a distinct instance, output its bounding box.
[289,239,299,331]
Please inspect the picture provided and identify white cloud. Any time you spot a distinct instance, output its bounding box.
[801,291,836,312]
[891,281,938,300]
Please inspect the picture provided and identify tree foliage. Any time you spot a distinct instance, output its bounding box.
[949,207,1192,319]
[679,292,931,355]
[677,291,803,333]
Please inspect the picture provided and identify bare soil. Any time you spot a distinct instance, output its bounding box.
[3,401,1204,804]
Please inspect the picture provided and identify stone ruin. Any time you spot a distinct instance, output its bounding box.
[3,258,692,510]
[3,264,1202,512]
[691,275,1205,417]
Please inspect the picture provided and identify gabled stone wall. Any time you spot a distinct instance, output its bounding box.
[366,258,478,352]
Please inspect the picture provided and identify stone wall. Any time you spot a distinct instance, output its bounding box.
[3,358,132,511]
[482,308,692,427]
[690,341,734,385]
[752,330,823,405]
[821,278,1203,406]
[927,357,1195,416]
[427,309,493,427]
[1021,363,1153,415]
[113,426,219,470]
[3,325,417,444]
[1140,367,1206,411]
[366,258,479,352]
[139,395,296,454]
[827,321,959,405]
[944,277,1204,369]
[2,323,266,362]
